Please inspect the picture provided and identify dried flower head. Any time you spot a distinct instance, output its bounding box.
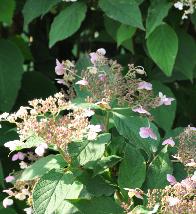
[176,125,196,170]
[1,93,101,157]
[147,174,196,213]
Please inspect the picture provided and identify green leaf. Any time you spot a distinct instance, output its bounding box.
[175,31,196,80]
[0,161,4,188]
[146,0,172,38]
[49,2,87,47]
[10,36,33,61]
[117,24,136,46]
[0,39,24,112]
[23,0,61,29]
[85,155,122,176]
[99,0,144,29]
[33,169,84,214]
[69,196,124,214]
[147,23,178,76]
[19,155,66,180]
[0,0,15,25]
[118,145,146,196]
[113,113,160,156]
[68,133,111,166]
[78,172,115,197]
[150,81,176,131]
[145,147,173,189]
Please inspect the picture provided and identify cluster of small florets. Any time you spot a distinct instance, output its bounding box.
[55,49,174,117]
[3,179,36,213]
[0,93,102,156]
[174,0,196,19]
[175,125,196,169]
[147,173,196,213]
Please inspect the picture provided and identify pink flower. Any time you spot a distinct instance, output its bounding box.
[97,48,106,55]
[89,52,98,64]
[167,196,180,206]
[5,175,15,183]
[132,106,151,115]
[35,143,48,156]
[3,189,14,196]
[12,152,25,161]
[158,92,175,106]
[3,198,13,208]
[188,125,196,131]
[139,127,157,140]
[75,79,88,86]
[137,81,152,90]
[124,188,143,200]
[162,138,175,147]
[55,78,66,85]
[55,59,64,75]
[98,74,107,81]
[167,174,177,185]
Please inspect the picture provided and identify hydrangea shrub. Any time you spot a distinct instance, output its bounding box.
[1,50,195,214]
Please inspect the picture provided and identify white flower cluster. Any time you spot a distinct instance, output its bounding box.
[174,0,196,19]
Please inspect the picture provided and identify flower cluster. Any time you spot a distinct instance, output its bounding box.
[175,125,196,169]
[55,49,174,116]
[147,173,196,213]
[0,93,101,156]
[174,0,196,19]
[3,179,36,213]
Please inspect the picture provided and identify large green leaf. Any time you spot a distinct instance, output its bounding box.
[84,155,122,176]
[49,2,87,47]
[147,23,178,76]
[0,40,24,112]
[118,145,146,197]
[68,133,111,166]
[150,81,176,131]
[19,155,66,180]
[33,170,84,214]
[174,31,196,80]
[113,112,160,156]
[23,0,61,29]
[146,0,172,37]
[99,0,144,29]
[69,196,124,214]
[145,147,173,189]
[116,24,136,46]
[78,172,115,197]
[0,0,15,25]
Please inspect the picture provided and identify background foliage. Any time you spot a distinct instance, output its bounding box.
[0,0,195,213]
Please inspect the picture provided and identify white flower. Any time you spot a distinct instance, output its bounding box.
[15,192,26,200]
[167,196,180,206]
[0,112,9,120]
[88,125,102,133]
[24,207,33,214]
[19,161,28,169]
[35,143,48,156]
[97,48,106,55]
[174,2,183,10]
[84,109,95,117]
[3,198,13,208]
[87,132,98,141]
[4,140,22,151]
